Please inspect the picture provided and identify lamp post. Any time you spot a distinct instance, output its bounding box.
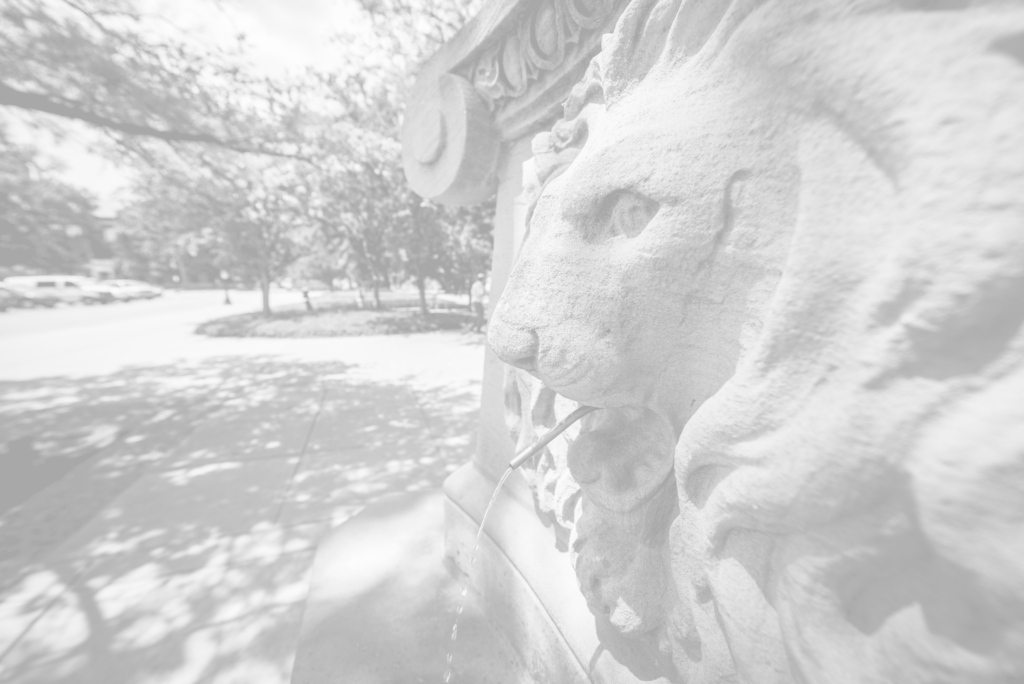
[220,270,232,305]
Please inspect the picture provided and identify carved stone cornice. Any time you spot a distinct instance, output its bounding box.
[401,0,624,205]
[458,0,614,114]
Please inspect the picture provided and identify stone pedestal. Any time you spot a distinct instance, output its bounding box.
[291,492,534,684]
[397,0,677,680]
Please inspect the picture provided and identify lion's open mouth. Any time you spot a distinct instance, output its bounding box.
[508,404,598,469]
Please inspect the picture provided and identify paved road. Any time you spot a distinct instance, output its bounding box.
[0,289,279,339]
[0,289,306,379]
[0,290,485,684]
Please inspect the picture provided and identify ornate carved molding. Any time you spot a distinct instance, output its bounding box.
[458,0,614,112]
[401,0,624,205]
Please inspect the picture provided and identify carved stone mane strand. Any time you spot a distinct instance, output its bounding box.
[524,55,605,219]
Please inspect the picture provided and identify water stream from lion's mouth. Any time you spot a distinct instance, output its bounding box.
[443,465,513,684]
[443,405,598,683]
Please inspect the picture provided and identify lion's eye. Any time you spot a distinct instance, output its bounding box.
[594,190,659,241]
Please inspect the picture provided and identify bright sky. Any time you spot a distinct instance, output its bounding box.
[143,0,367,71]
[8,0,367,216]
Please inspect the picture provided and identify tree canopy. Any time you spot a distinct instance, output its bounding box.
[1,0,495,314]
[1,0,279,151]
[0,124,102,272]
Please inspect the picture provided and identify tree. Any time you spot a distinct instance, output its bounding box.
[117,144,307,313]
[437,201,495,303]
[288,232,348,291]
[215,165,305,314]
[113,157,222,285]
[295,120,402,309]
[292,2,495,313]
[388,197,442,314]
[296,129,494,315]
[0,125,101,272]
[0,0,292,154]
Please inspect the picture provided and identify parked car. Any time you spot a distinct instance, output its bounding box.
[0,284,60,309]
[0,287,15,311]
[3,276,115,305]
[102,279,164,300]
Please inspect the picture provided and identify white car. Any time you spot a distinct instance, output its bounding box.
[102,280,164,300]
[4,276,115,305]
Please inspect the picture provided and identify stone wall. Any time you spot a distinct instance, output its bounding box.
[404,1,1024,682]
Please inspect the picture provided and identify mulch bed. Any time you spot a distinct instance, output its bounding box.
[196,301,479,338]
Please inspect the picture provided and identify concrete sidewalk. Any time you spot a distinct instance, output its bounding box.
[0,332,484,684]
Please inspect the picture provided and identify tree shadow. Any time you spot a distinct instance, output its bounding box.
[0,350,482,683]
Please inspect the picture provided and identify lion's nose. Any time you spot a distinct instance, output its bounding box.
[487,310,539,372]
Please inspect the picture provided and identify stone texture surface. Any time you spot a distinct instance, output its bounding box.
[483,1,1024,682]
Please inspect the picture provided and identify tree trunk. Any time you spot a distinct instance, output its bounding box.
[416,275,428,316]
[176,251,188,288]
[260,277,271,316]
[372,280,381,310]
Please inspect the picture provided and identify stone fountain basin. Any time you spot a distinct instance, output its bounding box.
[290,491,535,684]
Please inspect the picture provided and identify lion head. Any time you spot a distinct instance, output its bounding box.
[490,0,1024,682]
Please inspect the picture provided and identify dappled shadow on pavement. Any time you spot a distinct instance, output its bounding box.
[0,358,325,566]
[0,348,482,684]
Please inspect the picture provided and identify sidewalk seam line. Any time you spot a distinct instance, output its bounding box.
[275,385,328,525]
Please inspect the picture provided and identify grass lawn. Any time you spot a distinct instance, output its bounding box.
[196,292,481,338]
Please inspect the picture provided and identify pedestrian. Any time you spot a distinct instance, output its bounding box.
[470,276,488,332]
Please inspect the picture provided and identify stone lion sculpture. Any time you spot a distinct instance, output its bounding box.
[489,0,1024,682]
